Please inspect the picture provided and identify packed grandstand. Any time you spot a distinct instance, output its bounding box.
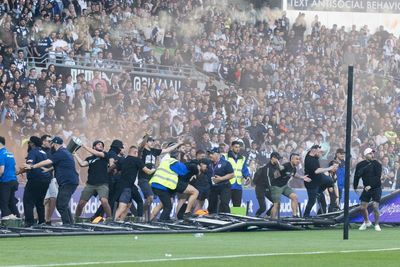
[0,0,399,189]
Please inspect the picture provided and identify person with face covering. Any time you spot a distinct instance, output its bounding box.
[22,136,52,226]
[73,140,113,221]
[24,136,79,225]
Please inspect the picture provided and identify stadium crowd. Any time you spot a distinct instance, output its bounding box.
[0,0,399,192]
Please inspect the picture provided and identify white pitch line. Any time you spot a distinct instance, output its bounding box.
[2,247,400,267]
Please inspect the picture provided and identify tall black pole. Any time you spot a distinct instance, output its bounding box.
[344,66,354,240]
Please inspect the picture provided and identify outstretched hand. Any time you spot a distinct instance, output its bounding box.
[303,175,311,183]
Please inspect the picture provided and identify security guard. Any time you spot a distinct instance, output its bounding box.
[0,136,20,219]
[23,136,51,226]
[150,150,199,221]
[207,147,234,214]
[222,141,250,207]
[24,136,79,225]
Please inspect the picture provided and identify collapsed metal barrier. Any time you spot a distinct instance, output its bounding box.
[0,213,338,238]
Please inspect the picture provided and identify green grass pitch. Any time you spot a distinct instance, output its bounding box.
[1,227,399,267]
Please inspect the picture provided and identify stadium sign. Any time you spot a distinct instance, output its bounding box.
[57,66,184,92]
[287,0,400,13]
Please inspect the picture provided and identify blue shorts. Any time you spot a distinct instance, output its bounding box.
[118,188,133,204]
[138,179,153,198]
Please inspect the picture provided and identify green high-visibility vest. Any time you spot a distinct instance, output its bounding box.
[149,158,179,190]
[223,153,245,185]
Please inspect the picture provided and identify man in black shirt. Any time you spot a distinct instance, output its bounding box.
[253,152,283,218]
[270,153,311,219]
[114,146,154,222]
[91,139,125,219]
[354,148,383,231]
[138,134,183,221]
[303,145,337,217]
[73,140,113,220]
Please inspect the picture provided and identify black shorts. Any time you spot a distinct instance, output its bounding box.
[196,186,210,201]
[360,187,382,203]
[175,180,188,194]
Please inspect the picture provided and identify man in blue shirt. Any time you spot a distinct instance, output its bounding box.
[207,148,234,214]
[23,136,51,226]
[24,136,79,225]
[0,136,20,219]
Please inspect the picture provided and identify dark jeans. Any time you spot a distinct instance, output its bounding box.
[255,185,273,217]
[56,184,77,224]
[152,188,173,221]
[23,179,50,225]
[231,189,242,207]
[328,187,340,212]
[0,181,20,217]
[304,175,333,217]
[208,184,231,214]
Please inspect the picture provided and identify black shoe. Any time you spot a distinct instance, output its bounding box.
[183,212,195,220]
[45,221,52,226]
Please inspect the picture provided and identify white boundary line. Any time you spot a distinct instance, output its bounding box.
[3,247,400,267]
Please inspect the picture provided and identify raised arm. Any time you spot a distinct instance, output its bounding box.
[73,153,89,167]
[82,144,105,158]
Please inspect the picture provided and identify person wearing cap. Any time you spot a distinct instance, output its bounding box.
[22,136,52,226]
[0,136,20,220]
[222,141,251,207]
[138,132,184,221]
[73,140,113,221]
[303,145,337,218]
[24,136,79,225]
[354,148,383,231]
[270,153,311,219]
[207,147,234,214]
[92,139,125,220]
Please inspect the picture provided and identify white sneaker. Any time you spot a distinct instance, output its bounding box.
[359,221,372,230]
[2,214,18,220]
[374,224,382,231]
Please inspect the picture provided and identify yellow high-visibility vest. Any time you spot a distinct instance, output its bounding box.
[149,158,179,190]
[223,153,245,185]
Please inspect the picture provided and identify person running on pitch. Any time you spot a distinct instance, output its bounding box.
[354,148,383,231]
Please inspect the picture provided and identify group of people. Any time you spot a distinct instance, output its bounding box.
[0,130,385,232]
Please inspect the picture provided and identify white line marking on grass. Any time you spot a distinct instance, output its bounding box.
[3,247,400,267]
